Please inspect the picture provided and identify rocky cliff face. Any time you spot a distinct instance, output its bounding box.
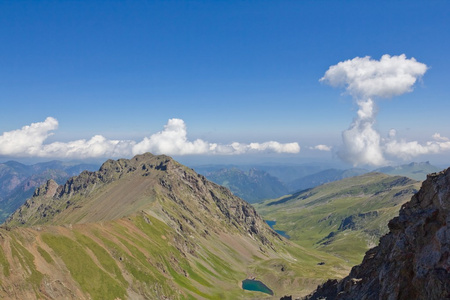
[304,167,450,300]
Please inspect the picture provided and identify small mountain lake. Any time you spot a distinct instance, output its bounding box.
[242,279,273,295]
[265,220,290,239]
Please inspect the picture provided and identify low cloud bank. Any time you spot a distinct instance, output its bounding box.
[384,131,450,160]
[0,118,300,159]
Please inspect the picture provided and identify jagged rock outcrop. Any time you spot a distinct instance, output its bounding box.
[337,211,378,231]
[303,167,450,300]
[33,179,59,198]
[0,160,98,223]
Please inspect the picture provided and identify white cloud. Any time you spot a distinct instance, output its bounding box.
[40,136,135,158]
[432,133,449,142]
[132,119,210,155]
[312,144,332,151]
[133,119,300,155]
[0,118,300,159]
[321,54,433,166]
[384,132,450,160]
[320,54,428,99]
[0,117,58,156]
[0,117,136,158]
[339,99,386,166]
[245,141,300,154]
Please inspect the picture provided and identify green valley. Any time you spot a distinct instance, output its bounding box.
[254,172,421,266]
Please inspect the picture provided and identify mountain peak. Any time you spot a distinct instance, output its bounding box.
[4,153,277,249]
[4,153,184,226]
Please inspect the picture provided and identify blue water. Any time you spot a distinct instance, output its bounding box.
[265,220,290,239]
[242,279,273,295]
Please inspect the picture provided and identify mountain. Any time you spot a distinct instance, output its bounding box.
[0,153,348,299]
[0,160,99,223]
[193,163,333,186]
[254,172,421,266]
[201,167,289,203]
[286,168,368,192]
[376,161,441,181]
[304,167,450,299]
[195,165,367,203]
[251,164,332,185]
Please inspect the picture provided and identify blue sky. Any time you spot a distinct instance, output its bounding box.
[1,1,449,166]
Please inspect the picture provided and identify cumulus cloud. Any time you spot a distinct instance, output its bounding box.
[321,54,432,166]
[339,98,386,166]
[320,54,428,99]
[384,132,450,160]
[432,133,449,142]
[0,118,300,159]
[0,117,136,158]
[0,117,58,156]
[132,119,211,155]
[40,136,135,158]
[133,119,300,155]
[311,144,332,151]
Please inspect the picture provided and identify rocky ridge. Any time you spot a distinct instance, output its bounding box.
[0,161,98,223]
[5,153,277,247]
[303,167,450,299]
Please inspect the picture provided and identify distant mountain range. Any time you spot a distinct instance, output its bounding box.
[197,167,289,203]
[196,162,441,203]
[193,163,330,185]
[0,160,99,223]
[374,161,441,181]
[286,168,368,192]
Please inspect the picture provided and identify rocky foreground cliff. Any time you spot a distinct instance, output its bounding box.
[303,167,450,300]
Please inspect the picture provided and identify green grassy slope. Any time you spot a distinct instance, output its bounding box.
[376,161,441,181]
[254,172,421,266]
[0,206,347,299]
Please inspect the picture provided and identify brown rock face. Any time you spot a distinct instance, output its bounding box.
[33,179,59,198]
[304,167,450,300]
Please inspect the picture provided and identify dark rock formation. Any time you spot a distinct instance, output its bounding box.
[337,211,378,231]
[304,168,450,300]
